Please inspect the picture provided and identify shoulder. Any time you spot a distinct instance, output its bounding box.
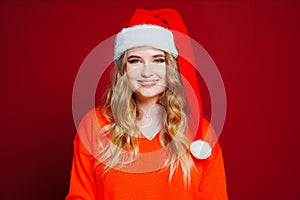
[75,108,109,155]
[78,108,107,129]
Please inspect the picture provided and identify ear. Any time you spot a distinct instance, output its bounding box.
[190,140,212,160]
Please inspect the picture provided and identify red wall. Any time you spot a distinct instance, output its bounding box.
[0,1,299,199]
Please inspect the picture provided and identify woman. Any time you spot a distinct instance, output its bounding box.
[66,8,228,200]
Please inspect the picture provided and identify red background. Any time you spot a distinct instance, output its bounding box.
[1,1,299,199]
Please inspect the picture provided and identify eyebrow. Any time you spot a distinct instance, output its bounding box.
[127,55,140,59]
[127,54,165,59]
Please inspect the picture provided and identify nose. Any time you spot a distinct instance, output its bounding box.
[141,64,153,77]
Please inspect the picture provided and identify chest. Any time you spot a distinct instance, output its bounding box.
[94,163,203,200]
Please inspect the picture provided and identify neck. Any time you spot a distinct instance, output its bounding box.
[134,96,165,139]
[135,96,159,114]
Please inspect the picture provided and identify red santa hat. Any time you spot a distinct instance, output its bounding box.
[114,8,211,159]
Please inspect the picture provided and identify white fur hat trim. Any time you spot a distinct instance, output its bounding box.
[114,24,178,61]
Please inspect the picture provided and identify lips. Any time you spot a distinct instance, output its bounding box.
[138,79,159,87]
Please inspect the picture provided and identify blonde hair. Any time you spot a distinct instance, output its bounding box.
[97,51,194,185]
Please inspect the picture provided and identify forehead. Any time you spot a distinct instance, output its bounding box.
[127,46,165,56]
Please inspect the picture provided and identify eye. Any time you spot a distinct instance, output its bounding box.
[153,58,165,63]
[128,59,142,64]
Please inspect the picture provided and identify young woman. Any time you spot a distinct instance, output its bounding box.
[66,8,228,200]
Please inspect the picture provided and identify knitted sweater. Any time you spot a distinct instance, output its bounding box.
[66,110,228,200]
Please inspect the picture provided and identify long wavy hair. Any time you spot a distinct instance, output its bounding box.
[97,50,194,185]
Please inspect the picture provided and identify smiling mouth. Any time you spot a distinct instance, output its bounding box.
[138,80,159,87]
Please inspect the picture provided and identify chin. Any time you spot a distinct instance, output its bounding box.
[135,88,165,100]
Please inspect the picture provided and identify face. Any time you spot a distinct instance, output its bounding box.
[126,47,167,101]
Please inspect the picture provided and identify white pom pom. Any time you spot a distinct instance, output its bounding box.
[190,140,212,160]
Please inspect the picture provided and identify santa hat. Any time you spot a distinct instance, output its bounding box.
[114,24,177,61]
[114,8,211,159]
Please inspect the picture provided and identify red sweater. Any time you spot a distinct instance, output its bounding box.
[66,110,228,200]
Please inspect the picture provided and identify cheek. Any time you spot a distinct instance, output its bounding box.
[126,69,139,91]
[126,66,140,80]
[157,66,167,81]
[126,63,142,77]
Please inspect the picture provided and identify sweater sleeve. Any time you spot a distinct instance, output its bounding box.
[66,110,104,200]
[198,118,228,200]
[65,134,98,200]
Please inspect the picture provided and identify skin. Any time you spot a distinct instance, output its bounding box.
[126,46,167,139]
